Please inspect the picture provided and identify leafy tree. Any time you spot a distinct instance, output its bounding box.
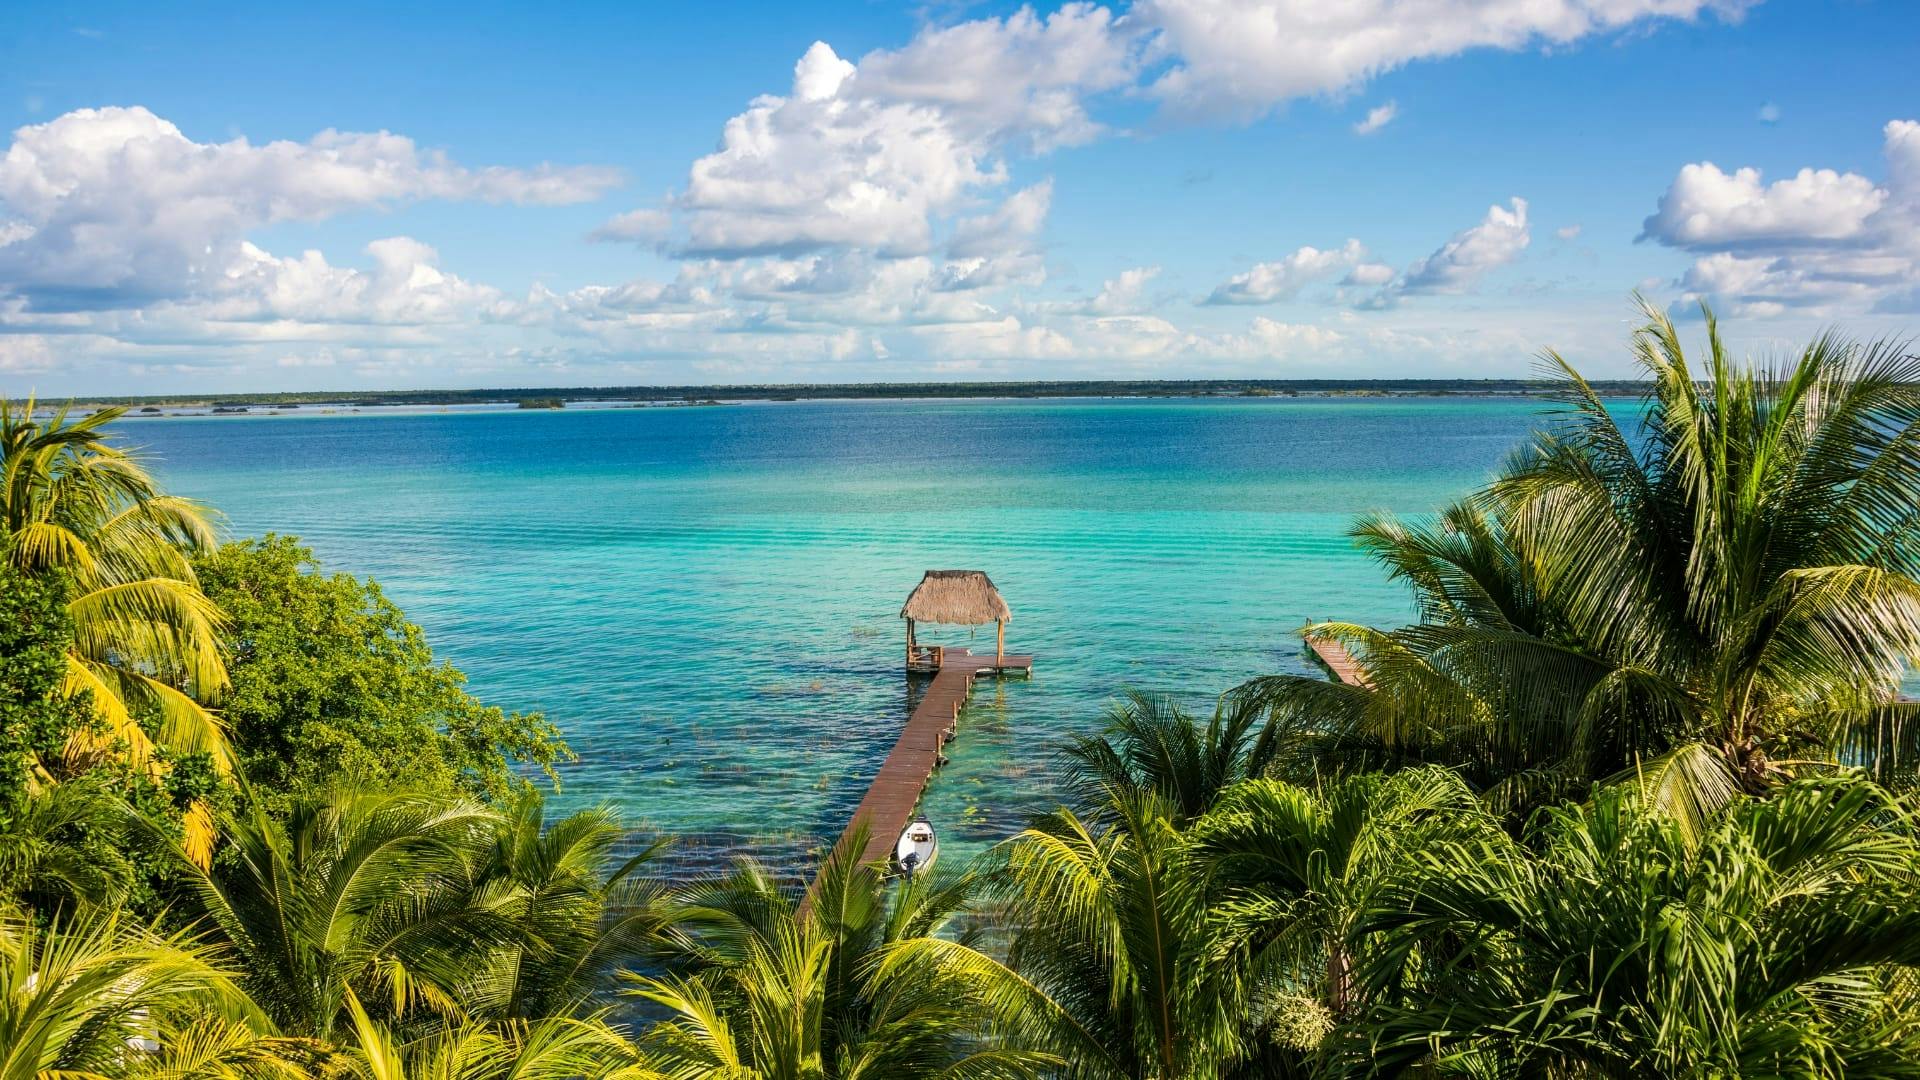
[0,562,212,916]
[0,401,229,862]
[193,536,568,816]
[1242,303,1920,821]
[626,831,1055,1078]
[1342,776,1920,1076]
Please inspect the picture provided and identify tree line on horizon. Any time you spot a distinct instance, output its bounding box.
[61,376,1663,411]
[5,303,1920,1077]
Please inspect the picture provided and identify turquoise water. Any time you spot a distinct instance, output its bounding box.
[131,397,1552,864]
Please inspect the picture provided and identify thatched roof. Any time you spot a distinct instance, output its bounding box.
[899,570,1011,625]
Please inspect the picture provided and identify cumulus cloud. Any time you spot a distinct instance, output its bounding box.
[653,5,1128,261]
[0,106,621,310]
[1206,240,1368,304]
[1077,266,1161,314]
[1354,101,1398,135]
[590,208,671,245]
[1644,119,1920,315]
[617,0,1739,269]
[1642,162,1883,250]
[196,237,513,325]
[948,181,1053,258]
[1134,0,1754,119]
[1364,197,1531,306]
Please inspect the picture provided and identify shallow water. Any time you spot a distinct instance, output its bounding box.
[131,397,1553,865]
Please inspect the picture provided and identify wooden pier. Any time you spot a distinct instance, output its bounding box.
[1306,632,1371,687]
[806,647,1031,905]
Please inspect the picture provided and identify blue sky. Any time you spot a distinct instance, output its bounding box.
[3,0,1917,393]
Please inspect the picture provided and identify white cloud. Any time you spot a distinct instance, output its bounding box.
[1642,162,1883,250]
[1644,119,1920,315]
[948,181,1053,258]
[1206,240,1368,304]
[1134,0,1754,119]
[1354,101,1398,136]
[652,5,1128,261]
[1365,197,1531,306]
[0,106,620,310]
[1341,262,1397,287]
[1078,266,1161,314]
[1758,102,1781,124]
[195,237,513,325]
[1556,224,1584,241]
[590,208,671,245]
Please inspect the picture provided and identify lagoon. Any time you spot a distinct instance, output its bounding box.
[133,397,1551,863]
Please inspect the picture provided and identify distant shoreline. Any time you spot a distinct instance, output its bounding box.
[56,378,1651,412]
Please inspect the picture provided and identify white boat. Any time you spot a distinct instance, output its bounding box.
[895,818,937,877]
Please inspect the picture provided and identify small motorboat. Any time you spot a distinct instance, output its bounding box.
[895,818,938,877]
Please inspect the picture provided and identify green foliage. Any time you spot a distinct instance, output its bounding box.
[625,828,1055,1078]
[1059,689,1278,824]
[0,564,85,807]
[1341,775,1920,1076]
[1241,303,1920,821]
[0,397,228,776]
[0,904,303,1080]
[194,536,569,815]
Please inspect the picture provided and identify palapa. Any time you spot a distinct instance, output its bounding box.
[898,570,1012,626]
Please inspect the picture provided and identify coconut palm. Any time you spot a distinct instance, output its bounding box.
[1188,767,1495,1038]
[1340,775,1920,1076]
[339,987,635,1080]
[0,400,228,862]
[0,904,303,1080]
[624,830,1055,1079]
[1060,690,1278,824]
[1240,303,1920,822]
[0,779,136,912]
[182,790,522,1041]
[457,795,677,1021]
[879,794,1249,1080]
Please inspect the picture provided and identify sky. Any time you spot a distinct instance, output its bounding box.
[3,0,1918,394]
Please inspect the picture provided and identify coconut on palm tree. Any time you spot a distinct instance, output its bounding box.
[0,400,229,862]
[1241,303,1920,822]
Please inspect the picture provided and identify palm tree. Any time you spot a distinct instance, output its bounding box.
[339,987,635,1080]
[1060,690,1278,823]
[183,790,522,1041]
[0,400,228,862]
[1188,768,1495,1037]
[0,779,137,912]
[1240,302,1920,821]
[0,904,302,1080]
[624,829,1055,1078]
[1340,776,1920,1076]
[458,796,676,1021]
[880,794,1247,1080]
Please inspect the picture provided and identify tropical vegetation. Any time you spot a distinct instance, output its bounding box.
[3,306,1919,1078]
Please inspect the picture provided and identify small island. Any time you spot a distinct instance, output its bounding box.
[516,397,565,410]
